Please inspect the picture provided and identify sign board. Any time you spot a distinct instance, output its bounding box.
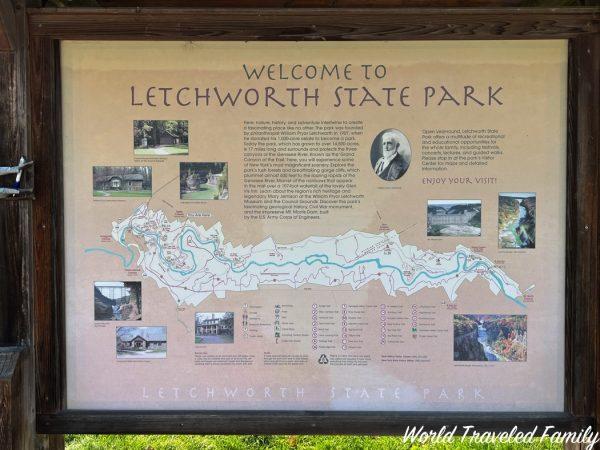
[61,40,567,412]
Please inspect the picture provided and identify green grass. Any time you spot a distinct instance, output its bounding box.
[65,435,562,450]
[181,185,220,200]
[93,190,152,198]
[134,144,189,155]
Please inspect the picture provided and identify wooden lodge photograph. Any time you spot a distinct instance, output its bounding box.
[94,281,142,321]
[180,162,229,200]
[116,326,167,359]
[93,166,152,198]
[195,312,234,344]
[134,120,189,155]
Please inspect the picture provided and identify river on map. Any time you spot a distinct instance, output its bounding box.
[477,324,499,361]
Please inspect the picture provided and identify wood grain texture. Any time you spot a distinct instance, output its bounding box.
[95,0,525,7]
[36,410,592,435]
[0,1,41,448]
[0,348,21,448]
[0,347,26,449]
[0,51,16,345]
[0,0,16,52]
[30,36,64,417]
[595,40,600,432]
[0,22,12,51]
[565,34,600,427]
[28,7,599,40]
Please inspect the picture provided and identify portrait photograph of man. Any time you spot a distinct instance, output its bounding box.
[370,129,412,181]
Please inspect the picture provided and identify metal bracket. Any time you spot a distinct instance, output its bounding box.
[0,156,33,200]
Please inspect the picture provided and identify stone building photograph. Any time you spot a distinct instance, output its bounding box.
[195,312,234,344]
[116,326,167,359]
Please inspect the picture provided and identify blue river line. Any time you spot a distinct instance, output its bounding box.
[86,219,525,307]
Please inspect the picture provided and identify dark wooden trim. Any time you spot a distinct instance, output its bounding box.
[37,410,593,435]
[27,7,599,40]
[30,36,64,416]
[594,34,600,434]
[0,347,24,448]
[96,0,526,8]
[565,34,600,426]
[0,0,42,448]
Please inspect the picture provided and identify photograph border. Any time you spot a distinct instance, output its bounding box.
[194,312,235,345]
[369,128,412,181]
[133,119,190,157]
[115,326,168,360]
[498,191,537,250]
[92,165,153,198]
[94,280,142,322]
[453,314,527,363]
[179,161,229,201]
[426,199,482,238]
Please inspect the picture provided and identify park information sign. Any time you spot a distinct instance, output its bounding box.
[61,41,566,412]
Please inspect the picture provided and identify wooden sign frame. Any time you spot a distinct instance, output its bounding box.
[26,7,599,435]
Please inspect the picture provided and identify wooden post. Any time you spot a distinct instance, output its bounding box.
[0,348,23,448]
[0,0,63,448]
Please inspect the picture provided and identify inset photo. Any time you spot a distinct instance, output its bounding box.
[195,312,234,344]
[133,120,189,155]
[498,192,536,249]
[427,200,481,237]
[453,314,527,362]
[92,166,152,198]
[116,326,167,359]
[370,129,411,181]
[94,281,142,321]
[180,162,229,200]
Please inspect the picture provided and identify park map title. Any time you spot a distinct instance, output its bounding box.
[130,63,504,109]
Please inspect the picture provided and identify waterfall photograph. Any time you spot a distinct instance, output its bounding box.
[453,314,527,362]
[498,192,536,249]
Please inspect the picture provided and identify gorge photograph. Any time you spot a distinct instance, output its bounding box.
[453,314,527,362]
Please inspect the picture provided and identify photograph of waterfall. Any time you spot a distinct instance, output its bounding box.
[498,192,536,249]
[453,314,527,362]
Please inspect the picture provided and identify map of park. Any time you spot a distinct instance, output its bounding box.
[86,204,528,308]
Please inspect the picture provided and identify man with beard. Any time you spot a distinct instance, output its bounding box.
[373,130,410,181]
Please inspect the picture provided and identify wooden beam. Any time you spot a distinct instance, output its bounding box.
[37,410,593,435]
[565,34,600,427]
[0,0,51,447]
[28,7,599,40]
[95,0,525,7]
[0,348,22,448]
[30,35,64,417]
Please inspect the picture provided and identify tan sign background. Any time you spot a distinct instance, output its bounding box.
[62,41,566,411]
